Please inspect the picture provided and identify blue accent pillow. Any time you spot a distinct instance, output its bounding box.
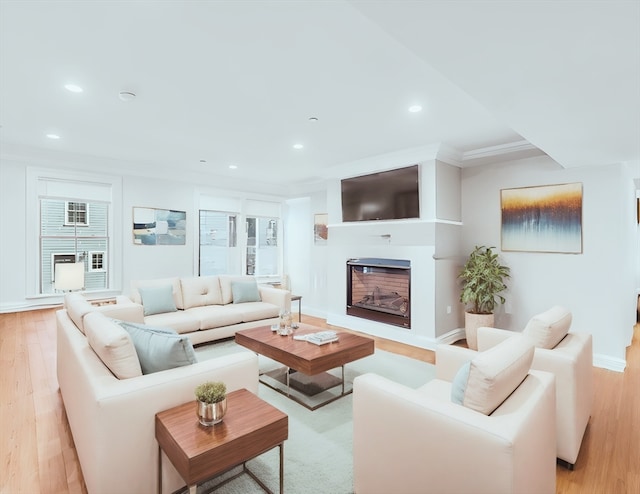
[451,361,471,405]
[138,285,177,316]
[115,321,197,374]
[231,280,261,304]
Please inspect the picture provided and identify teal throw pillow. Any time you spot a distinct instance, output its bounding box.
[116,321,197,374]
[451,361,471,405]
[138,284,177,316]
[231,280,261,304]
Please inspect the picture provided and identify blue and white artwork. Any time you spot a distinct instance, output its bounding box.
[501,183,582,253]
[133,207,186,245]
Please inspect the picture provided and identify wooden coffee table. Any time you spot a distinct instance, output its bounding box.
[155,388,288,494]
[235,324,375,410]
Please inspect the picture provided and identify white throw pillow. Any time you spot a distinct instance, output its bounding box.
[84,312,142,379]
[453,337,534,415]
[523,305,572,349]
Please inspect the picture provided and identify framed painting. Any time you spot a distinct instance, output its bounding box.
[501,183,583,253]
[314,213,328,245]
[133,207,186,245]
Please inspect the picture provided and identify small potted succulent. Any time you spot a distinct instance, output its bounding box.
[195,381,227,426]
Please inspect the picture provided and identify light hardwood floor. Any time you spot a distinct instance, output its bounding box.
[1,308,638,493]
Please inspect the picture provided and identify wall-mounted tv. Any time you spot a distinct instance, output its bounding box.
[341,165,420,222]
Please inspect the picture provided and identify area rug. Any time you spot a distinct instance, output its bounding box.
[190,340,435,494]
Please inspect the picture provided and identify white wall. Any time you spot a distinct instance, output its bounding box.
[0,160,286,311]
[461,156,636,370]
[0,161,28,310]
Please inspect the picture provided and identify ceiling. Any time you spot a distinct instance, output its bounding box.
[1,1,638,191]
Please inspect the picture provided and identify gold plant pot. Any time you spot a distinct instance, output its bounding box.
[196,398,227,426]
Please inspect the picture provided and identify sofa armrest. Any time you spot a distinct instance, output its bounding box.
[435,344,477,381]
[259,285,291,312]
[96,298,145,323]
[477,326,519,351]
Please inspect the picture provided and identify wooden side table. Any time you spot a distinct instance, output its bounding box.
[155,389,288,494]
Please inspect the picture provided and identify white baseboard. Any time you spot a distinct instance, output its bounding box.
[593,354,626,372]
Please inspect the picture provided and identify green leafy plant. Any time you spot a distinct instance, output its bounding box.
[459,245,510,314]
[194,381,227,404]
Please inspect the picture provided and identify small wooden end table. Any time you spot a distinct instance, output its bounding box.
[155,388,288,494]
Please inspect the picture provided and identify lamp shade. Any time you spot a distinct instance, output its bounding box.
[55,262,85,291]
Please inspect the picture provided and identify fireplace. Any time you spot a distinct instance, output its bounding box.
[346,258,411,328]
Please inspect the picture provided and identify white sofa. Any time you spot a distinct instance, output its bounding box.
[477,306,593,468]
[129,275,291,345]
[57,294,259,494]
[353,339,557,494]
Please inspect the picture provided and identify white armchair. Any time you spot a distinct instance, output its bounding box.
[477,306,593,468]
[353,338,557,494]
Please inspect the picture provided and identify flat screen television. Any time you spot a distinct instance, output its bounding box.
[341,165,420,222]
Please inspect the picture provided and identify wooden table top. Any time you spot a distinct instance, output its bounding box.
[155,388,288,486]
[235,324,375,375]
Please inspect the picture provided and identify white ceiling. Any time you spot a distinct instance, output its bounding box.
[1,1,638,190]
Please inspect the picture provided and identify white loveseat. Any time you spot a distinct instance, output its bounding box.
[353,338,557,494]
[56,294,259,494]
[129,275,291,345]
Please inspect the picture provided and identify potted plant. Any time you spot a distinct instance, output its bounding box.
[195,381,227,426]
[458,245,510,350]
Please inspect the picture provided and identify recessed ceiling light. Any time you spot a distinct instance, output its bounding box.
[118,91,136,102]
[308,117,319,122]
[46,133,61,139]
[199,159,207,163]
[64,84,83,93]
[293,143,304,150]
[228,164,238,169]
[408,105,422,113]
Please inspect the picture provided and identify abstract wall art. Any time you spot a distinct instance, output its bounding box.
[501,183,583,253]
[314,213,328,245]
[133,207,186,245]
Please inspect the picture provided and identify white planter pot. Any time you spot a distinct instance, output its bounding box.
[464,312,495,351]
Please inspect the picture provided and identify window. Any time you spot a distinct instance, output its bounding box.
[40,198,109,293]
[65,201,88,225]
[89,251,106,271]
[199,210,238,276]
[246,216,279,277]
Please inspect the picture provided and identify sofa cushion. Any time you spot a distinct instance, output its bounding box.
[130,277,184,309]
[116,321,198,374]
[84,312,143,379]
[181,276,223,309]
[453,337,534,415]
[523,305,572,349]
[236,301,280,322]
[138,284,177,316]
[186,305,245,330]
[231,279,261,303]
[64,292,95,334]
[219,275,258,305]
[144,311,201,334]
